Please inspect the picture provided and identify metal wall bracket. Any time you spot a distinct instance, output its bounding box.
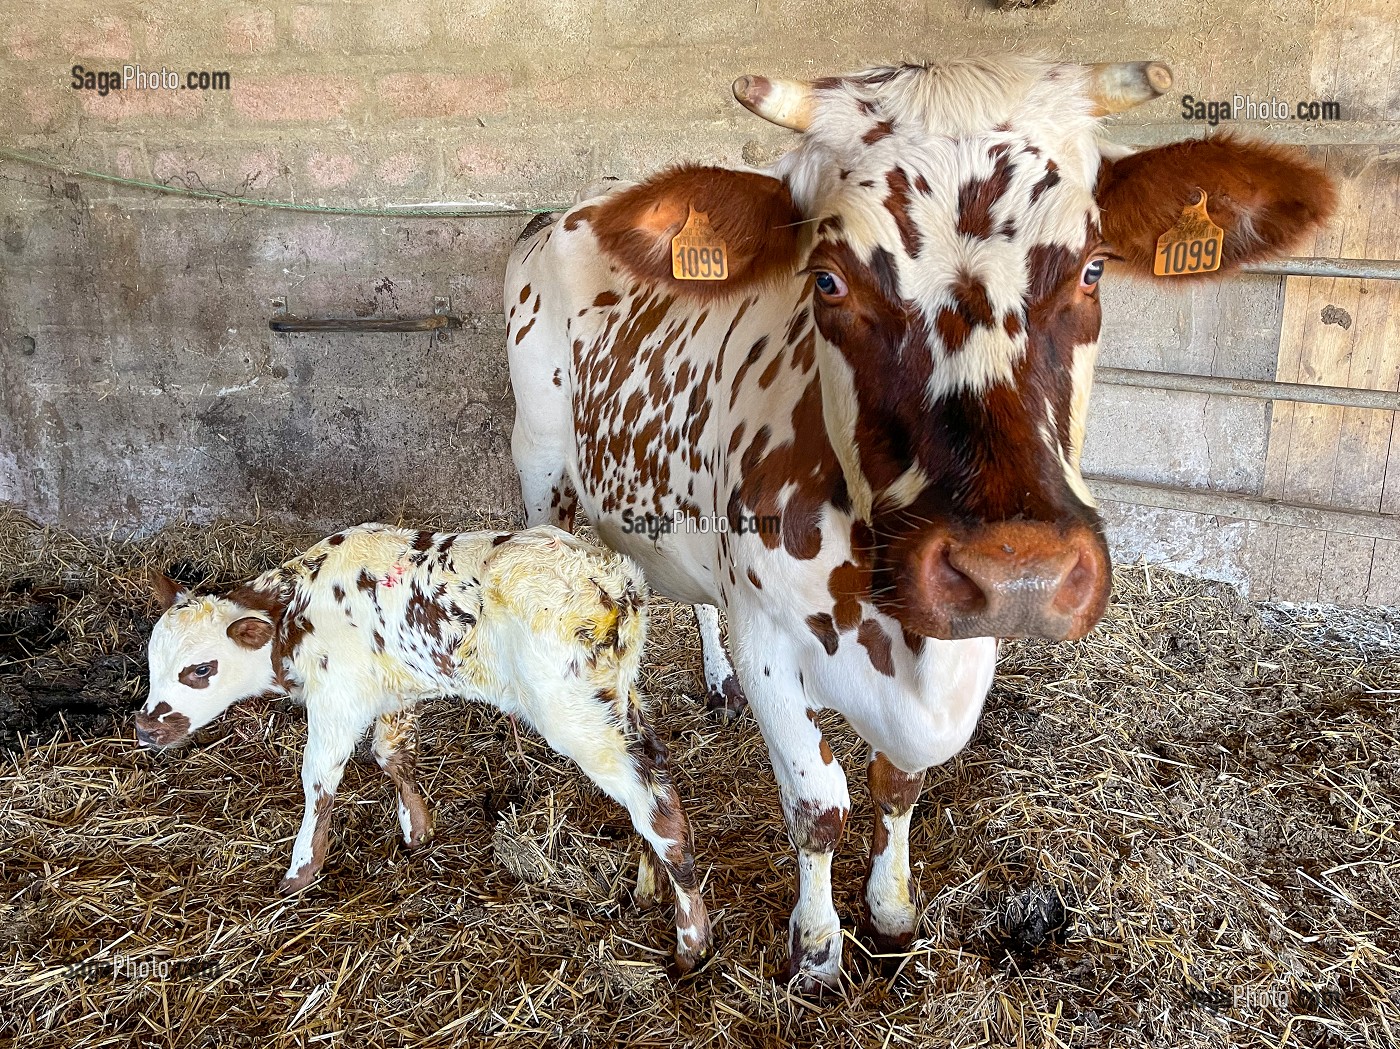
[268,294,462,333]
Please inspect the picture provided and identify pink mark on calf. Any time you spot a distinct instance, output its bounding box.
[383,564,406,589]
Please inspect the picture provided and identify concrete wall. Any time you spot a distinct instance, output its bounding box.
[1,1,1396,600]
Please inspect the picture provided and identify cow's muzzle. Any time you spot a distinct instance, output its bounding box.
[900,520,1110,641]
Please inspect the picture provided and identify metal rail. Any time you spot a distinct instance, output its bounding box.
[1097,367,1400,412]
[1240,257,1400,280]
[269,314,461,333]
[1088,477,1400,542]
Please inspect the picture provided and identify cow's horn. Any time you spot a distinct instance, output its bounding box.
[1084,61,1173,115]
[733,75,816,132]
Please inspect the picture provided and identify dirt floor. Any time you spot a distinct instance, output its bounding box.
[1,508,1397,1048]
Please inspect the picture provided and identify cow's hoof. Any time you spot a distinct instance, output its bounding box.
[857,920,917,975]
[704,675,748,722]
[780,936,843,995]
[859,919,915,956]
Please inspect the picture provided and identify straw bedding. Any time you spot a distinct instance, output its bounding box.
[1,507,1397,1047]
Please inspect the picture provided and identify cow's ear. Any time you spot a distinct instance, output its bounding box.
[1096,136,1336,277]
[590,165,804,299]
[153,571,189,610]
[227,616,275,650]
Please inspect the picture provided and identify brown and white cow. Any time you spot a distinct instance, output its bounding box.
[505,56,1334,989]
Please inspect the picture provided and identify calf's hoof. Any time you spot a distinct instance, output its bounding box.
[704,675,748,722]
[672,914,713,976]
[402,811,434,849]
[634,853,662,910]
[277,866,320,894]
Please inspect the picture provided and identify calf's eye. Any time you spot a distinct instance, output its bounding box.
[813,271,848,300]
[1080,259,1105,288]
[194,664,213,677]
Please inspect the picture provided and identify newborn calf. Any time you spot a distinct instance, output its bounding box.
[137,523,711,971]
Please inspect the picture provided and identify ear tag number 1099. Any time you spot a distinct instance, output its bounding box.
[1154,191,1224,276]
[672,208,729,281]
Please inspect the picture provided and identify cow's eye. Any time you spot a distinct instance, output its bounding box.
[194,664,213,677]
[1080,259,1105,289]
[813,271,848,300]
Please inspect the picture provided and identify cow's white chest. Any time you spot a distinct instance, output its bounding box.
[808,635,998,771]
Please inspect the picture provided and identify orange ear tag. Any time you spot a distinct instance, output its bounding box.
[671,207,729,281]
[1153,191,1225,276]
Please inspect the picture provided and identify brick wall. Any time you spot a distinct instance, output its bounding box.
[1,1,1395,601]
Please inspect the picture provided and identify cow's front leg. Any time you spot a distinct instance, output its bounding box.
[744,682,850,991]
[371,708,433,849]
[279,706,364,893]
[694,604,746,720]
[861,750,926,954]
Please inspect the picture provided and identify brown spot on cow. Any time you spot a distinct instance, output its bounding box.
[177,660,218,689]
[806,612,839,656]
[805,709,836,765]
[866,753,925,862]
[857,620,895,676]
[828,560,868,632]
[935,271,996,353]
[790,799,847,851]
[562,204,597,231]
[883,168,922,258]
[956,150,1015,239]
[862,119,894,145]
[1029,159,1060,205]
[746,567,763,590]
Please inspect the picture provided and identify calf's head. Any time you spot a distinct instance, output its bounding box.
[136,574,278,747]
[592,56,1334,641]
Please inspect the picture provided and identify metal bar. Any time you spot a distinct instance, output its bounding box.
[268,314,461,333]
[1097,367,1400,412]
[1240,257,1400,280]
[1088,477,1400,542]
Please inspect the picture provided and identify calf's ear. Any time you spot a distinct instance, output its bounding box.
[153,571,188,610]
[227,616,275,650]
[590,165,804,299]
[1096,135,1336,277]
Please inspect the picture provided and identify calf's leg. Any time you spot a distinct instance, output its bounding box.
[862,750,926,954]
[371,709,433,849]
[522,688,712,973]
[694,604,747,721]
[280,701,367,893]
